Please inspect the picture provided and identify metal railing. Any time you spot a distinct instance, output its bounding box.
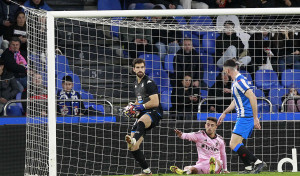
[198,97,273,113]
[3,99,113,116]
[281,96,300,112]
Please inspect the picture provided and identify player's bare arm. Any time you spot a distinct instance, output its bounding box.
[174,129,182,138]
[143,94,159,109]
[217,100,235,126]
[244,89,260,130]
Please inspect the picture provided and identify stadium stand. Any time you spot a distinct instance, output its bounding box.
[281,69,300,89]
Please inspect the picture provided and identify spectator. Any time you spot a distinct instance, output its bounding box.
[3,11,27,51]
[282,86,300,112]
[208,71,233,113]
[216,20,247,69]
[1,37,27,91]
[277,0,300,7]
[172,38,204,88]
[273,31,300,73]
[57,76,86,116]
[0,0,21,51]
[24,0,52,10]
[248,27,273,77]
[150,0,183,9]
[180,0,216,9]
[215,0,241,8]
[170,74,201,119]
[127,0,155,10]
[150,5,182,60]
[120,17,158,58]
[0,59,19,115]
[21,72,47,115]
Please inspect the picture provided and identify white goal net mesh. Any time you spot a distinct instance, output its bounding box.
[24,8,300,175]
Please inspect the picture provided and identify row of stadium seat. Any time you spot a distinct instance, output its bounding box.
[110,16,218,56]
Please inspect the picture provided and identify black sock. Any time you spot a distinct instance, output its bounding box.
[133,121,145,141]
[132,149,149,169]
[235,145,258,167]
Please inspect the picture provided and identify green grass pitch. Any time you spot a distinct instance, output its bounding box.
[115,172,299,176]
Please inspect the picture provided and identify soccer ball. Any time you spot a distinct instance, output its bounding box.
[123,104,138,118]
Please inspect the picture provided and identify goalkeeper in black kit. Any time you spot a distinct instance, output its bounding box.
[124,58,163,176]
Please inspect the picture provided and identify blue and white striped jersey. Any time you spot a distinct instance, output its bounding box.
[232,73,253,118]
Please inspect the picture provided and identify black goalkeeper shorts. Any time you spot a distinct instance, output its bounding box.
[131,110,162,134]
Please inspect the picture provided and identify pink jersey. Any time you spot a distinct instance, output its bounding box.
[181,130,227,171]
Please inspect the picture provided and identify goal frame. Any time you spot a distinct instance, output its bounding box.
[46,8,300,175]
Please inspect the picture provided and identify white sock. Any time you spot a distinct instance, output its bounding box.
[143,168,151,173]
[245,166,252,170]
[254,159,262,165]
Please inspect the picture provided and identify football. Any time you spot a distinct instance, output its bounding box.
[123,104,137,118]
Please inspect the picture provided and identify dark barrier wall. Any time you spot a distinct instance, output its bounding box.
[0,121,299,175]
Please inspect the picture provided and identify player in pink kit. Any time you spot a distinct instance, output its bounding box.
[171,117,229,174]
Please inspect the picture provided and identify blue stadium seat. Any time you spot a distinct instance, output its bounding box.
[200,89,208,99]
[98,0,121,10]
[149,70,171,93]
[160,89,172,111]
[57,72,82,91]
[281,69,300,88]
[200,55,215,72]
[240,70,253,86]
[164,54,175,74]
[80,90,94,99]
[268,88,288,112]
[29,54,46,73]
[255,70,279,90]
[202,32,218,55]
[15,92,24,113]
[56,55,70,75]
[80,90,105,113]
[110,17,125,38]
[203,70,220,88]
[252,88,270,113]
[142,54,171,92]
[173,16,187,25]
[6,104,23,116]
[139,54,162,73]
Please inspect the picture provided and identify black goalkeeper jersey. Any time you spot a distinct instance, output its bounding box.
[134,75,163,117]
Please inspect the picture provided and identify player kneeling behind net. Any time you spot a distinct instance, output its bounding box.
[123,58,163,176]
[171,117,229,175]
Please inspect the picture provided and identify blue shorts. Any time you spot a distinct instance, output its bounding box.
[233,117,254,139]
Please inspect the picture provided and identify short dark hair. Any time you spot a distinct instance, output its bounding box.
[10,37,21,44]
[207,117,217,124]
[224,20,235,27]
[132,58,145,67]
[223,59,237,68]
[184,73,192,78]
[153,5,163,9]
[62,75,73,83]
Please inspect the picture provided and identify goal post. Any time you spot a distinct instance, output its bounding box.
[24,7,300,175]
[46,12,57,176]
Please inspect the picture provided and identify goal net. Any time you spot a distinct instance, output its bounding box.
[24,8,300,175]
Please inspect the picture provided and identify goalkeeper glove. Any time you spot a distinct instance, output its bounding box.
[133,104,145,111]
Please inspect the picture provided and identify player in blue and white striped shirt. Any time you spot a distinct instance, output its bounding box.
[217,59,266,174]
